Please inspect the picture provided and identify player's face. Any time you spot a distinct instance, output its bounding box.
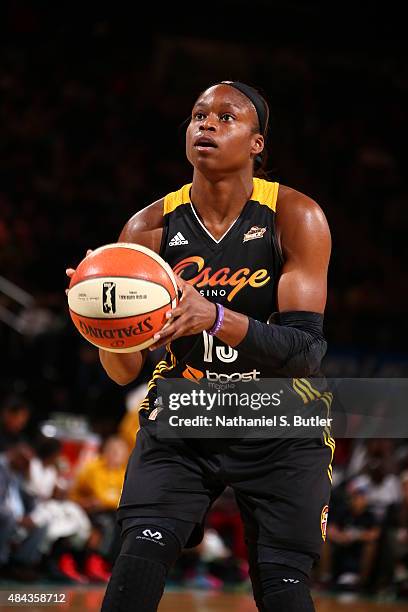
[186,84,264,174]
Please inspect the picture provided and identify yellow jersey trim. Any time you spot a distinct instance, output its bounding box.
[163,178,279,216]
[251,178,279,211]
[292,377,335,483]
[163,183,192,215]
[143,344,178,412]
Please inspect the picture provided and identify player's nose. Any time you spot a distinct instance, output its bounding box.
[199,114,217,131]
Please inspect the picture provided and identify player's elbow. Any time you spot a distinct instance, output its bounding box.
[281,339,328,377]
[98,349,140,386]
[103,367,137,387]
[111,374,132,386]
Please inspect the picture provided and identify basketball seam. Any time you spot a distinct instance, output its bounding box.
[96,242,179,298]
[69,277,174,314]
[68,300,173,321]
[69,276,174,296]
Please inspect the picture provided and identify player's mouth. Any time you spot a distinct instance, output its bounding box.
[194,136,218,151]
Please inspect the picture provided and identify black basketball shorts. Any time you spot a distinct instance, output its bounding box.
[117,410,334,559]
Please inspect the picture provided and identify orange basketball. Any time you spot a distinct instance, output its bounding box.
[67,243,178,352]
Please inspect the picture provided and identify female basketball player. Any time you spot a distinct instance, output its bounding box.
[67,81,332,611]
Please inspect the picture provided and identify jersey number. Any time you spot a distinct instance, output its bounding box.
[202,330,238,363]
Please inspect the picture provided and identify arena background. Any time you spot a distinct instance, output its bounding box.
[0,2,407,610]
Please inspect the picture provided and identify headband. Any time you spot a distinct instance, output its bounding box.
[220,80,268,135]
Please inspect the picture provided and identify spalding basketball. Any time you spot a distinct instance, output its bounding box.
[67,243,178,352]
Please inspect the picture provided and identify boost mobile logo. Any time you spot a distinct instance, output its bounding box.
[103,282,116,314]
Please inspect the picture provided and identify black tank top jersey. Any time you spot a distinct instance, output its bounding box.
[140,178,283,413]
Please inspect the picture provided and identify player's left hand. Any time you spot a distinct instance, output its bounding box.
[148,276,217,350]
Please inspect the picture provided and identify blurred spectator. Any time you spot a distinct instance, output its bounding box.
[346,439,399,483]
[28,435,67,499]
[118,383,148,450]
[25,434,111,583]
[0,443,46,580]
[70,436,128,564]
[70,435,128,512]
[169,490,247,589]
[171,528,242,590]
[27,437,91,553]
[207,488,247,561]
[382,471,408,596]
[0,395,31,452]
[326,478,380,592]
[351,462,401,523]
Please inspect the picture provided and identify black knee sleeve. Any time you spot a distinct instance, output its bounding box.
[247,542,315,611]
[120,523,182,570]
[101,555,166,612]
[263,582,315,611]
[101,524,182,612]
[120,516,197,550]
[260,563,315,612]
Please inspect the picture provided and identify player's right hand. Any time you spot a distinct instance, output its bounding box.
[65,249,92,295]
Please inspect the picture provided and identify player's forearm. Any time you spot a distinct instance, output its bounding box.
[215,308,249,347]
[99,348,145,386]
[217,309,327,376]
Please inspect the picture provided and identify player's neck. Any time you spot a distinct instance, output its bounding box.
[190,169,254,223]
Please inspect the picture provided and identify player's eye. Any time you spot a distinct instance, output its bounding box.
[193,112,206,120]
[220,113,235,122]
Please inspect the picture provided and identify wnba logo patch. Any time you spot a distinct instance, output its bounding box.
[321,505,329,541]
[103,282,116,314]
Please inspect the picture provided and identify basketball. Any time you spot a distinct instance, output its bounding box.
[67,243,179,353]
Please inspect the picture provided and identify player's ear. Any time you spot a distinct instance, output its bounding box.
[251,134,264,158]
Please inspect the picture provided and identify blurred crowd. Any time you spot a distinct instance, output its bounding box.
[317,438,408,598]
[0,391,246,588]
[0,392,127,583]
[3,393,408,600]
[0,2,407,602]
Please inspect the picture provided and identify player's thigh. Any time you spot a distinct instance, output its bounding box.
[233,436,333,558]
[118,419,224,526]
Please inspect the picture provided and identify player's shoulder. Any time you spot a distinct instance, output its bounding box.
[276,184,328,228]
[118,198,164,253]
[119,182,192,252]
[122,198,165,235]
[122,182,192,235]
[277,184,323,214]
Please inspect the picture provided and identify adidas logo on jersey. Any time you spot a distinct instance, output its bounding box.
[169,232,188,246]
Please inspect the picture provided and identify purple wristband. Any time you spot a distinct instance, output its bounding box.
[207,303,224,336]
